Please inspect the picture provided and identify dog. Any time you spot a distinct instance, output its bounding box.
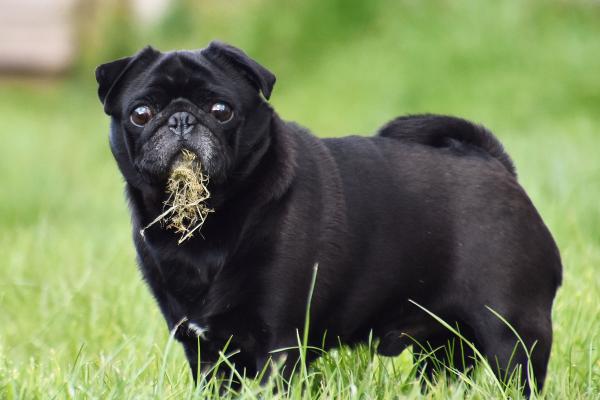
[96,41,561,393]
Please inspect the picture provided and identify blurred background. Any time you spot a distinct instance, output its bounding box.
[0,0,599,397]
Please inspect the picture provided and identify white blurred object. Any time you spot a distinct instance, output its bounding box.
[0,0,77,74]
[131,0,171,24]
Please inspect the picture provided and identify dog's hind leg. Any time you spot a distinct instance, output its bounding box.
[469,310,553,396]
[377,317,478,389]
[410,323,478,386]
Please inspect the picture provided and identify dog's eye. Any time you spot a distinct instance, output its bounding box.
[130,106,155,127]
[210,102,233,123]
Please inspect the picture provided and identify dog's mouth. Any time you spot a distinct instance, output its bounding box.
[167,148,196,171]
[140,149,214,244]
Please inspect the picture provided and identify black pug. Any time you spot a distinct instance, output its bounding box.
[96,41,562,393]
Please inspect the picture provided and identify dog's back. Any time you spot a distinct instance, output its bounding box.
[378,114,516,177]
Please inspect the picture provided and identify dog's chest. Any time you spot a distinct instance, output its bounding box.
[142,225,269,351]
[172,290,262,356]
[154,251,261,344]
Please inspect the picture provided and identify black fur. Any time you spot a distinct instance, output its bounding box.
[96,41,561,393]
[379,114,517,176]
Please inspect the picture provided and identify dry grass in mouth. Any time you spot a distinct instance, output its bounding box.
[140,149,214,244]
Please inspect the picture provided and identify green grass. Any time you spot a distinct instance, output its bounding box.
[1,0,599,398]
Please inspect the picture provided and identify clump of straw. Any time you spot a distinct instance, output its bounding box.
[140,149,213,244]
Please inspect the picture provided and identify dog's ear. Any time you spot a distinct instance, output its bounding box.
[95,46,160,113]
[203,41,276,100]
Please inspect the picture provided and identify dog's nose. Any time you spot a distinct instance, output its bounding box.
[168,112,197,137]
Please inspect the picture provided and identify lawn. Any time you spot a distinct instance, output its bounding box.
[0,0,599,398]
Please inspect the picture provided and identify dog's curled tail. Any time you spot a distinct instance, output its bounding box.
[378,114,516,177]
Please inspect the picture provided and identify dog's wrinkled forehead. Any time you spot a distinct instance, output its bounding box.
[126,52,225,103]
[149,52,214,87]
[96,41,276,115]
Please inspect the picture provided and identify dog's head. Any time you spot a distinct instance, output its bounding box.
[96,41,276,195]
